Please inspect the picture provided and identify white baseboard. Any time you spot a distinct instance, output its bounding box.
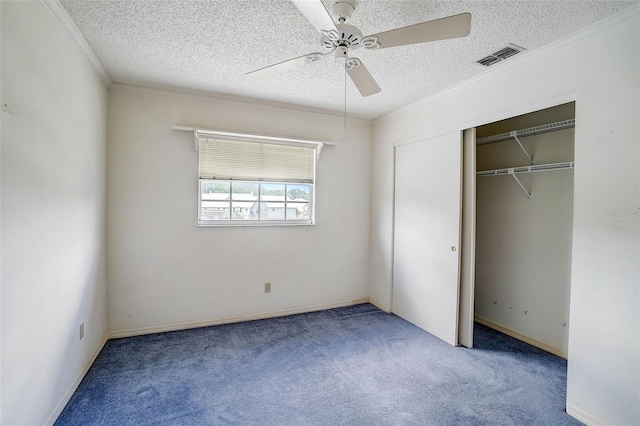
[45,333,109,426]
[566,402,606,426]
[369,297,391,313]
[474,316,567,359]
[108,298,371,339]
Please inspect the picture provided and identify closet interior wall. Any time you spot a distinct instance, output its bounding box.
[474,104,575,358]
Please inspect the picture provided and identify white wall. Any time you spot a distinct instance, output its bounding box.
[0,2,3,422]
[1,2,108,425]
[107,87,371,334]
[475,128,574,357]
[371,7,639,426]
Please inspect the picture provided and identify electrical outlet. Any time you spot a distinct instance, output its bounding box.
[264,282,271,293]
[79,322,85,340]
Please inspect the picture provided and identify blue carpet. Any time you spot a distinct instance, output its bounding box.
[56,304,580,425]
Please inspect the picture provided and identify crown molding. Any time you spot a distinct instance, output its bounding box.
[40,0,368,122]
[375,3,640,123]
[40,0,112,86]
[109,83,372,124]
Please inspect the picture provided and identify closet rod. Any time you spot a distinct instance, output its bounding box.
[476,161,574,177]
[477,162,573,200]
[476,119,575,146]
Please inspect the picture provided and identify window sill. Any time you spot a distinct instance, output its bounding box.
[198,221,314,227]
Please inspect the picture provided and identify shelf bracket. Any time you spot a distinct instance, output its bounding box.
[510,131,533,165]
[508,168,531,199]
[316,142,324,160]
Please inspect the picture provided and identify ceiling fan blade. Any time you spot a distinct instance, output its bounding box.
[366,12,471,49]
[346,59,381,97]
[290,0,338,34]
[246,52,325,81]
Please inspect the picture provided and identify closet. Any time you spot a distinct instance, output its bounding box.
[473,103,575,358]
[392,102,575,358]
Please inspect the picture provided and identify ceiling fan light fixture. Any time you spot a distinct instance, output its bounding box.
[334,46,348,64]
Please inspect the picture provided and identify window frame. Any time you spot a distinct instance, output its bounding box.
[195,129,322,227]
[198,179,315,227]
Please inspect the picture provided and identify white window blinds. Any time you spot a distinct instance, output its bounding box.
[199,137,316,183]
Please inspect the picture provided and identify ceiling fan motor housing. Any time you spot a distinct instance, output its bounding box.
[321,23,363,53]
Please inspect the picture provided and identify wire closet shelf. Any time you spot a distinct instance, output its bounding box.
[475,119,575,199]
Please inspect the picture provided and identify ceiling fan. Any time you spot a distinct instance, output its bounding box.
[246,0,472,97]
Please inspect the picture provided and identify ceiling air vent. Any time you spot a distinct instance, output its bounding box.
[476,44,526,67]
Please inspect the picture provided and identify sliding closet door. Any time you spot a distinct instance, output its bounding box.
[459,128,476,348]
[393,131,463,346]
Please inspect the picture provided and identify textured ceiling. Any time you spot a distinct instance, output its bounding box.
[59,0,636,120]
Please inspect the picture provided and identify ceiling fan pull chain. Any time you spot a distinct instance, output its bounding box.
[344,64,347,130]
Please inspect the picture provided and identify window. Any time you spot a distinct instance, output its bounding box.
[198,135,316,226]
